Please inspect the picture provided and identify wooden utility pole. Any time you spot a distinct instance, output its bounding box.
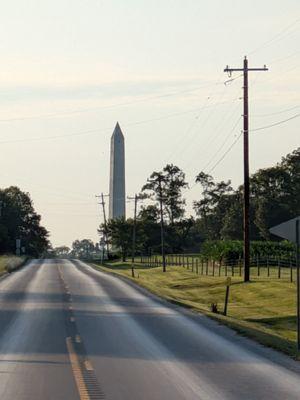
[127,194,139,278]
[147,175,166,272]
[224,57,268,282]
[158,177,166,273]
[96,193,110,259]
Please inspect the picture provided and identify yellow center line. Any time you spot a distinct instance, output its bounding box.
[75,335,82,343]
[66,337,90,400]
[84,360,94,371]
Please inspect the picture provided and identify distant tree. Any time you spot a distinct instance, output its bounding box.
[54,246,71,257]
[71,239,95,259]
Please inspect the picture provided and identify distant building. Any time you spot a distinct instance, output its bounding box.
[109,122,126,219]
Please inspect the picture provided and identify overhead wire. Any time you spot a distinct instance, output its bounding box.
[0,80,223,123]
[165,73,229,163]
[207,131,243,174]
[250,112,300,133]
[200,115,242,172]
[0,98,238,145]
[248,16,300,55]
[252,105,300,118]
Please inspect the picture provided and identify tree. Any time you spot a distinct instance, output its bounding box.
[71,239,95,259]
[99,218,132,261]
[194,172,233,239]
[142,164,188,224]
[251,148,300,239]
[0,186,50,256]
[54,246,71,257]
[136,205,161,254]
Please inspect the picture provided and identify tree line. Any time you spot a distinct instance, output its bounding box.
[100,147,300,260]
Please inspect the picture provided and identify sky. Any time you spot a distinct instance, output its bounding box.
[0,0,299,248]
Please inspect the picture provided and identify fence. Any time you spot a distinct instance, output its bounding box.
[138,253,298,282]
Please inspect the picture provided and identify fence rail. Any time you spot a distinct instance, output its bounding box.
[137,253,298,282]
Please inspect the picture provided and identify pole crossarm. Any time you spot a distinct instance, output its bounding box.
[224,67,268,72]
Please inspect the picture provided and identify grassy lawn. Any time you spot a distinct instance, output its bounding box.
[93,260,298,357]
[0,255,26,274]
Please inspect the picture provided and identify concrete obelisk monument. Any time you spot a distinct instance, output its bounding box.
[109,122,126,219]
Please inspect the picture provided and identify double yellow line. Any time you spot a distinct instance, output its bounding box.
[66,337,92,400]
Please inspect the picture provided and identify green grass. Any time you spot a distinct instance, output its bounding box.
[0,255,26,274]
[93,260,298,357]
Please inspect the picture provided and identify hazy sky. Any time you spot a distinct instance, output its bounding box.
[0,0,299,247]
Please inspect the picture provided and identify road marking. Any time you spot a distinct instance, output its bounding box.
[70,316,75,322]
[75,334,82,343]
[84,360,94,371]
[66,337,90,400]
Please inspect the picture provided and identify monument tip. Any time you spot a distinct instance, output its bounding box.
[112,121,124,138]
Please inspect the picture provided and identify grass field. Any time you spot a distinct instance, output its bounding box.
[93,260,298,357]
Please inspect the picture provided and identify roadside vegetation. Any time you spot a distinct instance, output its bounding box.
[0,255,27,274]
[95,261,298,357]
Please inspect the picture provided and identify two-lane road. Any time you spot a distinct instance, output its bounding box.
[0,259,299,399]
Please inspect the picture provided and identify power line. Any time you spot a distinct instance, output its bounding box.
[166,78,229,163]
[251,112,300,132]
[249,17,300,55]
[0,80,223,123]
[181,85,242,173]
[0,99,238,145]
[201,115,242,172]
[252,105,300,118]
[207,130,243,174]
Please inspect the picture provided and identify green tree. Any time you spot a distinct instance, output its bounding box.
[142,164,188,225]
[193,172,233,239]
[71,239,95,258]
[0,186,49,256]
[136,205,161,254]
[54,246,71,257]
[100,218,132,261]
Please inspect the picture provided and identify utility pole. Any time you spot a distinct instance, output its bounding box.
[224,57,267,282]
[96,193,110,259]
[127,194,140,278]
[147,174,166,272]
[158,177,166,273]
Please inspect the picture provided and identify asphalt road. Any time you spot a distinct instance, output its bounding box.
[0,259,299,399]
